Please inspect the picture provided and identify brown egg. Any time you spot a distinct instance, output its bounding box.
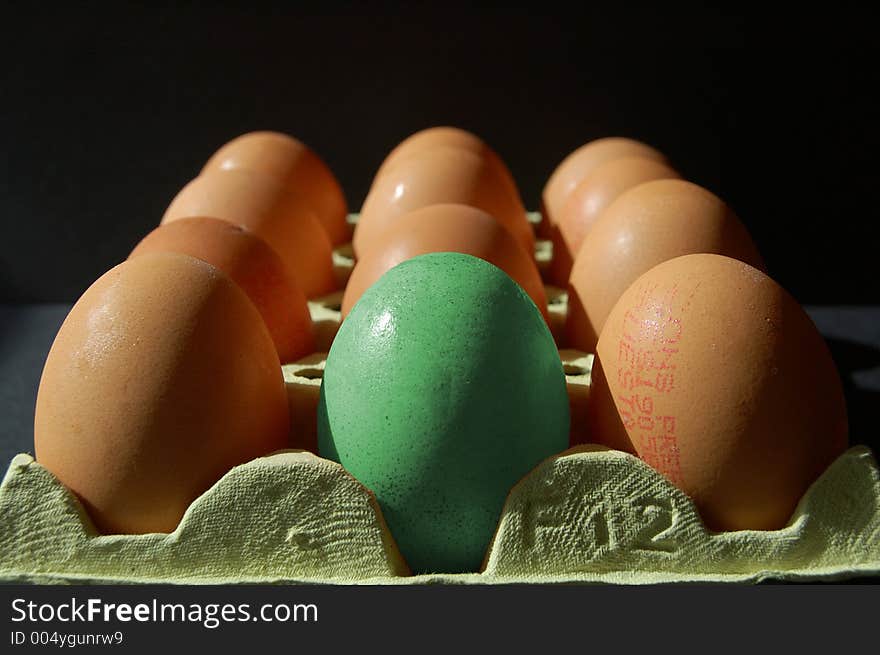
[202,131,350,245]
[566,179,764,352]
[588,253,848,531]
[342,203,548,323]
[372,126,522,207]
[130,217,315,363]
[354,146,534,259]
[542,137,668,232]
[34,252,290,534]
[549,156,681,284]
[162,168,336,298]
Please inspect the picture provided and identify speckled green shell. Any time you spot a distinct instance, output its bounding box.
[317,252,569,573]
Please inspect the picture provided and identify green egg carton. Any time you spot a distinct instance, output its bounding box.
[1,442,878,584]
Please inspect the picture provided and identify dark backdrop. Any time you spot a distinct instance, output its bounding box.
[1,3,877,304]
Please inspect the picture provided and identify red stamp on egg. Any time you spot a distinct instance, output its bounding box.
[616,283,685,483]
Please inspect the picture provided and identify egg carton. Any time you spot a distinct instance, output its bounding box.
[2,442,877,584]
[2,213,878,584]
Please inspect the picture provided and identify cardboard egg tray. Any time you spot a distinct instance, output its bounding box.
[1,213,878,584]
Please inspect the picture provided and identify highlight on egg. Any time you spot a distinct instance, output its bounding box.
[34,252,291,535]
[202,130,351,246]
[372,126,523,208]
[355,145,534,259]
[587,253,848,532]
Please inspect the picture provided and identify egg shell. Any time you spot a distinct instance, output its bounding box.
[318,253,569,573]
[566,179,764,352]
[202,131,351,245]
[162,168,336,298]
[341,203,548,324]
[372,126,523,208]
[589,253,848,531]
[549,156,681,285]
[541,137,668,234]
[354,146,534,259]
[130,216,315,363]
[33,252,290,534]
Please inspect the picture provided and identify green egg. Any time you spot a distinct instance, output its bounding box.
[317,252,569,573]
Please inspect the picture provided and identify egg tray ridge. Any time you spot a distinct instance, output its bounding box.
[3,212,877,584]
[1,443,878,584]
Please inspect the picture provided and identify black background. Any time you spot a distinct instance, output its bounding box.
[0,3,878,304]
